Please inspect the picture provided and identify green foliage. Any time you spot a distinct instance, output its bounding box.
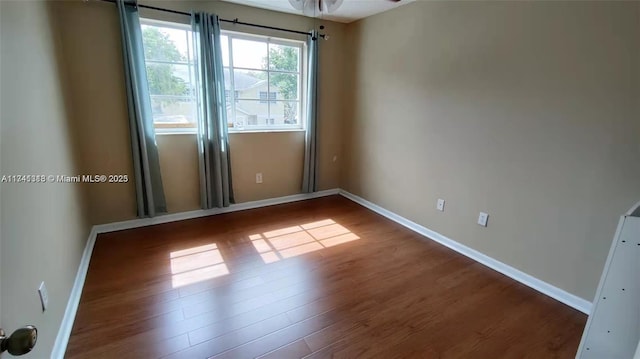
[268,46,298,72]
[145,64,188,96]
[142,27,184,62]
[264,46,299,122]
[142,27,188,98]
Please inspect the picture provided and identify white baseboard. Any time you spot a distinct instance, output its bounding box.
[338,190,592,315]
[94,188,341,234]
[51,188,340,359]
[50,227,98,359]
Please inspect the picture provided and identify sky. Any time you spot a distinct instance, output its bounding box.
[142,24,300,89]
[142,24,269,69]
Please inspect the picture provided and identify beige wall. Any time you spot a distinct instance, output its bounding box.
[230,131,306,203]
[49,0,137,224]
[156,135,201,213]
[0,1,91,356]
[156,131,306,211]
[50,0,346,224]
[342,1,640,301]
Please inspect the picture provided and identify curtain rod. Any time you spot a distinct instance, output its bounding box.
[96,0,314,37]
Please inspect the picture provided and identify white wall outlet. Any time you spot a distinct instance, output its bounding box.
[332,155,337,162]
[478,212,489,227]
[38,281,49,312]
[437,199,445,212]
[256,173,263,184]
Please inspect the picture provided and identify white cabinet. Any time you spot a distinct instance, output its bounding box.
[577,201,640,359]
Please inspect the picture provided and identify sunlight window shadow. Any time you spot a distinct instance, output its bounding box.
[170,243,229,288]
[269,231,316,250]
[169,220,360,287]
[249,219,360,264]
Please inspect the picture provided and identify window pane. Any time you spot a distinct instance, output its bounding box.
[224,89,234,129]
[232,38,267,70]
[189,64,197,95]
[271,101,300,125]
[141,25,189,63]
[223,67,231,93]
[268,44,299,72]
[259,91,277,103]
[269,73,299,100]
[141,22,199,130]
[234,100,269,128]
[187,30,196,63]
[151,96,197,126]
[146,63,192,96]
[220,35,229,67]
[234,69,267,100]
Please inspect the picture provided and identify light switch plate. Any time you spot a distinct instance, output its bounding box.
[256,173,263,184]
[437,199,445,212]
[478,212,489,227]
[38,281,49,312]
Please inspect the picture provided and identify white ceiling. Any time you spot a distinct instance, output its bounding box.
[220,0,415,23]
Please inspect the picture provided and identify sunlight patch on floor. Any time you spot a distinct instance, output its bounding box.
[168,220,359,287]
[249,219,360,264]
[170,243,229,288]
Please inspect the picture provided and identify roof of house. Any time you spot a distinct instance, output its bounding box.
[223,69,264,91]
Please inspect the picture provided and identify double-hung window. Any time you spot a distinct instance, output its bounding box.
[140,20,198,133]
[221,32,305,131]
[141,19,305,133]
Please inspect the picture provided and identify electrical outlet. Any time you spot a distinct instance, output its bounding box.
[332,155,337,162]
[256,173,263,184]
[38,282,49,312]
[478,212,489,227]
[437,199,445,212]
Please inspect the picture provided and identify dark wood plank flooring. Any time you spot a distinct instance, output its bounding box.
[66,195,586,358]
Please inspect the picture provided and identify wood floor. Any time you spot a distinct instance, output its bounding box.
[66,196,586,358]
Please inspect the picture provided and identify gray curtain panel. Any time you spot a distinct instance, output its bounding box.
[116,0,167,217]
[192,12,234,209]
[302,31,319,193]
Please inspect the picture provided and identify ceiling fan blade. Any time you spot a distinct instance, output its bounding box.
[301,0,318,16]
[323,0,344,13]
[289,0,346,16]
[288,0,304,10]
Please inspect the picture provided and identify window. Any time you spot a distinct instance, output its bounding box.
[259,91,277,104]
[222,32,305,130]
[140,20,198,133]
[141,20,305,132]
[225,90,240,103]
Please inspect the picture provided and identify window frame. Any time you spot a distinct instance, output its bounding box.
[222,30,306,133]
[140,18,307,135]
[140,18,199,135]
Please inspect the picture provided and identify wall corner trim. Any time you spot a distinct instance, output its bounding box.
[338,189,593,315]
[51,227,98,359]
[51,188,340,359]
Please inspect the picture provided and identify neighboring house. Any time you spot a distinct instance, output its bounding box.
[150,69,296,129]
[224,69,291,128]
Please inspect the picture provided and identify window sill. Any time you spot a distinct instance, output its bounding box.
[155,130,197,136]
[229,128,306,134]
[155,128,306,136]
